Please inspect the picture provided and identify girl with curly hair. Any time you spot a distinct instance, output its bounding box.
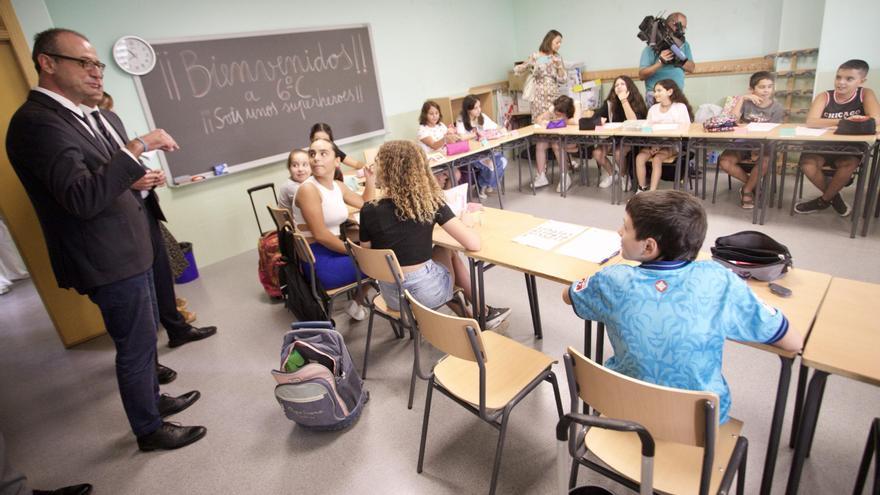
[358,140,510,328]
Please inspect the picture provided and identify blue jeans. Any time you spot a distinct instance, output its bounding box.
[378,260,453,311]
[87,269,162,437]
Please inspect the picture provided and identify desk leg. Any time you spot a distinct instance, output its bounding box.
[701,142,708,200]
[778,150,788,210]
[477,260,486,330]
[785,370,829,495]
[583,320,593,360]
[611,138,619,205]
[759,355,794,495]
[560,136,569,198]
[528,274,543,339]
[526,138,536,195]
[759,142,771,225]
[469,258,485,330]
[850,147,870,239]
[790,363,809,449]
[860,145,880,236]
[524,273,538,335]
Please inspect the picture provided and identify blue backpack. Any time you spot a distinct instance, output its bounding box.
[271,322,368,430]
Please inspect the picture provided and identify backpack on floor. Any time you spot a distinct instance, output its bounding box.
[271,322,368,430]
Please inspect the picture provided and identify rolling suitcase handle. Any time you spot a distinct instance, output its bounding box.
[247,183,277,235]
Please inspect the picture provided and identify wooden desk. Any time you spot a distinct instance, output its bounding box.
[433,207,610,336]
[786,277,880,494]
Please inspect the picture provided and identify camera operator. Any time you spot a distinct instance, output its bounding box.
[638,12,694,105]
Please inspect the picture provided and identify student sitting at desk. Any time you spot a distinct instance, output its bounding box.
[277,148,311,215]
[794,59,880,216]
[591,75,648,190]
[359,141,511,328]
[634,79,693,192]
[717,71,783,209]
[456,95,507,199]
[563,190,803,424]
[533,95,582,193]
[293,138,375,320]
[417,100,461,188]
[309,122,367,181]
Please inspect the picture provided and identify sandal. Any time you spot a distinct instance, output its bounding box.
[740,188,755,209]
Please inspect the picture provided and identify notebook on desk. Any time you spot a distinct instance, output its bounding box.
[555,227,621,264]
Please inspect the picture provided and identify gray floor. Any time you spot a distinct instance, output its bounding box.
[1,167,879,494]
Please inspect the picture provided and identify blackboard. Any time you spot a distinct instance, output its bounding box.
[134,24,385,186]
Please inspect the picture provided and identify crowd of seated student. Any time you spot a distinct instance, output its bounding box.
[718,71,783,209]
[358,140,510,328]
[564,190,803,423]
[592,75,648,190]
[634,79,693,192]
[794,59,880,216]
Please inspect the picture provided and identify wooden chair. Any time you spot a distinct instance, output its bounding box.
[266,204,293,231]
[562,347,748,495]
[290,231,371,318]
[345,242,407,379]
[406,291,563,495]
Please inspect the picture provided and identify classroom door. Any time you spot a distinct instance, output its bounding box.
[0,35,106,346]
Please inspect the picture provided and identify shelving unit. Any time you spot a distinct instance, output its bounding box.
[765,48,819,124]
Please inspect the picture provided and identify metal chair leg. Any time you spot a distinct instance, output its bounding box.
[361,309,375,379]
[416,378,435,473]
[407,357,418,410]
[488,408,512,495]
[852,418,879,495]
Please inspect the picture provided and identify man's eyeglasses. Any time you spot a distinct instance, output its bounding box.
[44,53,106,72]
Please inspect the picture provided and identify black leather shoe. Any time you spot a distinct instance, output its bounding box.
[157,363,177,385]
[33,484,93,495]
[158,390,200,418]
[168,326,217,348]
[137,422,207,451]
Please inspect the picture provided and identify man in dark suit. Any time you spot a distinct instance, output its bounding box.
[83,92,218,385]
[6,28,205,451]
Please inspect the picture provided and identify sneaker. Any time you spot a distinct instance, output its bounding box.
[556,174,572,193]
[830,193,851,217]
[635,186,648,194]
[484,186,495,194]
[485,306,512,329]
[620,176,631,192]
[345,300,366,320]
[531,173,549,188]
[569,157,581,170]
[477,187,488,199]
[739,188,755,210]
[794,196,830,214]
[598,173,613,189]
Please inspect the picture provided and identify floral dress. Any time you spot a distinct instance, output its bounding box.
[515,52,567,121]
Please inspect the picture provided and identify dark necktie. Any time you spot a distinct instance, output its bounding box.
[70,110,112,156]
[91,110,120,152]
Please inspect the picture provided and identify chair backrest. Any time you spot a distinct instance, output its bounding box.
[292,232,316,266]
[363,147,379,166]
[566,346,718,447]
[405,290,485,363]
[347,242,404,284]
[267,205,293,231]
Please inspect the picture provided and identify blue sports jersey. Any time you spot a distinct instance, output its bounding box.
[639,42,693,94]
[569,259,788,424]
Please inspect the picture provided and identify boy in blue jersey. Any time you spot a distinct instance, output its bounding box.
[563,190,803,423]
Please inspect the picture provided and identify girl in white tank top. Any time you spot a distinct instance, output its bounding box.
[292,176,348,237]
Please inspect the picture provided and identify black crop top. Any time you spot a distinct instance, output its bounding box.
[359,198,455,266]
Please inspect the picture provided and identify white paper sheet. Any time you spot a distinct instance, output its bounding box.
[746,123,780,132]
[513,220,587,251]
[442,184,469,217]
[600,123,623,129]
[555,228,621,264]
[795,126,829,136]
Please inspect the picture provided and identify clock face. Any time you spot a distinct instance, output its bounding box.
[112,36,156,76]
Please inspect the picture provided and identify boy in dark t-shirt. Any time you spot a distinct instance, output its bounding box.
[794,59,880,215]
